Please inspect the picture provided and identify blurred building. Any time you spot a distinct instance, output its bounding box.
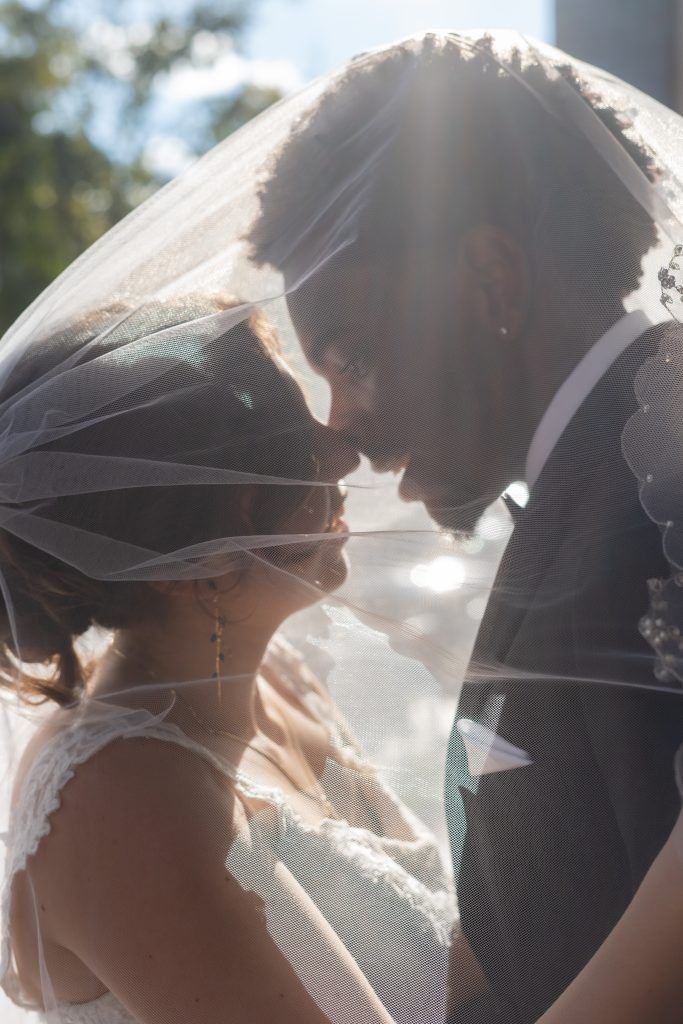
[556,0,683,111]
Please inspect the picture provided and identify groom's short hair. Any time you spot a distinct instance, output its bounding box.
[249,34,659,301]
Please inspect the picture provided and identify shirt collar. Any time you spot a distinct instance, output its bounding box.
[524,309,656,491]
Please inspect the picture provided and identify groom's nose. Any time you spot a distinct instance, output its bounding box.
[334,441,362,480]
[329,385,382,452]
[328,400,367,461]
[328,390,407,471]
[319,425,361,479]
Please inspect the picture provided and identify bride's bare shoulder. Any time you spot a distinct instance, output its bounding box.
[23,711,248,889]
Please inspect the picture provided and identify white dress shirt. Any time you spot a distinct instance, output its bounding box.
[524,309,657,491]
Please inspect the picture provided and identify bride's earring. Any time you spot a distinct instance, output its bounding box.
[498,325,509,337]
[208,581,228,707]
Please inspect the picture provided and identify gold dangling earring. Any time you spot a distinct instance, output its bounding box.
[208,581,227,708]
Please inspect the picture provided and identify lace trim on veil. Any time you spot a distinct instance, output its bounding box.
[622,320,683,688]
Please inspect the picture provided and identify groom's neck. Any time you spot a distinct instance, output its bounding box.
[522,298,628,427]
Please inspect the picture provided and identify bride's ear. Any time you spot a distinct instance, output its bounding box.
[148,486,259,598]
[456,225,529,342]
[237,484,258,535]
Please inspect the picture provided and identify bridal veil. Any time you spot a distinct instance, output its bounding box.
[0,29,681,1024]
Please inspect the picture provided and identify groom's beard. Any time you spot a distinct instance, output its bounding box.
[396,462,498,536]
[425,496,493,537]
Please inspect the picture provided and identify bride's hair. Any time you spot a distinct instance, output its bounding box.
[0,297,317,707]
[249,34,659,301]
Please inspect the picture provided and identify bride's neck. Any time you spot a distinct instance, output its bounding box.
[90,589,287,731]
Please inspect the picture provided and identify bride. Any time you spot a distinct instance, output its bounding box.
[0,296,468,1024]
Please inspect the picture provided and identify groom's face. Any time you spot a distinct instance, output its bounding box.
[287,255,511,534]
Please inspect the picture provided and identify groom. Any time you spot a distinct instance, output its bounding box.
[249,36,683,1023]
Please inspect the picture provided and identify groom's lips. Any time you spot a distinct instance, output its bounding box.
[425,496,492,535]
[369,452,478,529]
[398,472,473,528]
[398,464,431,504]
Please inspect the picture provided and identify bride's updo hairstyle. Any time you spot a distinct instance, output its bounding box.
[250,33,659,301]
[0,297,318,707]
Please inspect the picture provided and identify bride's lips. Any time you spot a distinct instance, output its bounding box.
[327,505,349,534]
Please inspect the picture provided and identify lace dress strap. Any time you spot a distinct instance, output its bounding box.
[0,699,283,1008]
[5,704,227,878]
[0,635,349,922]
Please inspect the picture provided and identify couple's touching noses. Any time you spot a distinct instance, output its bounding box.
[250,31,683,1024]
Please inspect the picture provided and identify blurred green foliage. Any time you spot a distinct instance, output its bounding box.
[0,0,280,333]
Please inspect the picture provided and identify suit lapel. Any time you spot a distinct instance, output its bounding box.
[461,326,662,728]
[472,327,661,672]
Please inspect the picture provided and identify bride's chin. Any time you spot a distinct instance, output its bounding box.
[309,547,349,594]
[273,547,349,609]
[295,542,349,597]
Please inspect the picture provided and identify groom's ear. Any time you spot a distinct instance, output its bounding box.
[456,225,529,342]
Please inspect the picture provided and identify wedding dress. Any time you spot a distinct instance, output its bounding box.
[0,639,455,1024]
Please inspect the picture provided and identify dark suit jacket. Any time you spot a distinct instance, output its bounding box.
[446,328,683,1024]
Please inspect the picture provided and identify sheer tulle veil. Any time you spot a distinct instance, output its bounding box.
[0,28,681,1024]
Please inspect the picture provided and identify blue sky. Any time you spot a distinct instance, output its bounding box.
[147,0,553,174]
[244,0,553,83]
[156,0,553,127]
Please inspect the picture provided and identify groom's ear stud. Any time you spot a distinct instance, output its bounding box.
[458,226,529,342]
